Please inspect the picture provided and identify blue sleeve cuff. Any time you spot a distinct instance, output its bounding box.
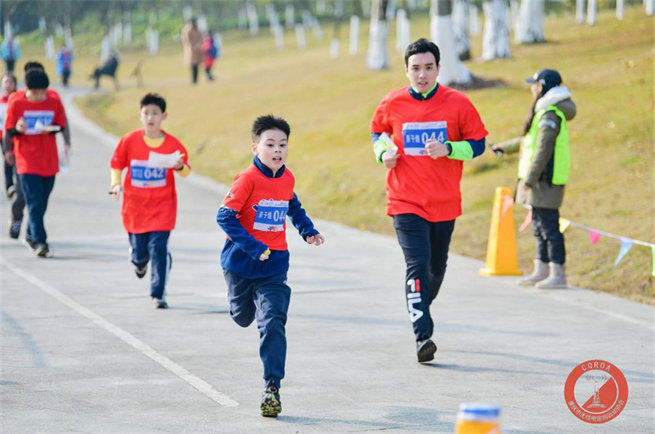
[216,206,268,260]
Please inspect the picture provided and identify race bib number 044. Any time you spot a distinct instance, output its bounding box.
[402,121,448,156]
[254,199,288,232]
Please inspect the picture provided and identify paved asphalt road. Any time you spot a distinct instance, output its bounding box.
[1,86,653,433]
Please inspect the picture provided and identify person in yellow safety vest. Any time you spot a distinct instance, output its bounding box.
[492,68,576,288]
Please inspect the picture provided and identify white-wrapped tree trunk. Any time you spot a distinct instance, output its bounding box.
[469,3,481,35]
[349,15,360,54]
[395,8,411,52]
[367,0,389,70]
[452,0,471,60]
[247,2,259,35]
[481,0,511,60]
[616,0,624,19]
[645,0,653,15]
[576,0,585,23]
[586,0,597,25]
[44,36,55,60]
[515,0,544,43]
[430,0,472,85]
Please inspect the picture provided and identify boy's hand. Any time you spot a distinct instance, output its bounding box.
[4,150,14,165]
[306,234,326,246]
[174,158,185,171]
[259,248,271,261]
[110,184,123,200]
[15,117,26,134]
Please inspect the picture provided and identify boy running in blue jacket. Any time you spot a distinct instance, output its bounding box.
[216,114,325,417]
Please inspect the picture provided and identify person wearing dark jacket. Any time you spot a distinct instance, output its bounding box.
[493,68,576,288]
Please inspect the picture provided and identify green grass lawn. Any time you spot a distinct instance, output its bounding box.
[19,8,652,302]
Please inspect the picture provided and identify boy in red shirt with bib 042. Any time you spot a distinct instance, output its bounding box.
[216,114,325,418]
[110,93,190,309]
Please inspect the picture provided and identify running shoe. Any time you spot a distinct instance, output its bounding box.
[6,185,16,199]
[152,298,168,309]
[34,243,52,258]
[8,219,21,239]
[260,385,282,417]
[416,338,437,363]
[134,264,147,279]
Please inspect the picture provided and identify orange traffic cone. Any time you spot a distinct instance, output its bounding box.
[479,186,523,276]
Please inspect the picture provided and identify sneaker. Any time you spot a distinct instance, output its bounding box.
[416,338,437,363]
[134,264,147,279]
[261,385,282,417]
[34,243,52,258]
[6,185,16,199]
[153,298,168,309]
[8,219,21,239]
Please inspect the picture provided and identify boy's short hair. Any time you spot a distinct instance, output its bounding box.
[2,72,17,86]
[25,69,49,90]
[404,38,440,66]
[140,93,166,113]
[251,114,290,141]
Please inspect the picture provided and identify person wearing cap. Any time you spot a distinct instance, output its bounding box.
[2,69,67,257]
[492,68,576,288]
[370,38,488,363]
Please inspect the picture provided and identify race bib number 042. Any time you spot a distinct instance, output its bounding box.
[130,159,167,188]
[402,121,448,156]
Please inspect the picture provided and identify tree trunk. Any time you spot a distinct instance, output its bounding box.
[452,0,471,60]
[481,0,511,60]
[586,0,597,25]
[515,0,544,43]
[431,0,472,84]
[367,0,389,70]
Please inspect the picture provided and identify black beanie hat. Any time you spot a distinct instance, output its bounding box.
[25,69,49,90]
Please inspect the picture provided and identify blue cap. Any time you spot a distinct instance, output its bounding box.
[525,68,562,92]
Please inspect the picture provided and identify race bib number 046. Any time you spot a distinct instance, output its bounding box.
[130,159,167,188]
[402,121,448,156]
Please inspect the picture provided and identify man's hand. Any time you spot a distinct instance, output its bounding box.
[382,149,400,169]
[4,150,14,165]
[306,234,326,246]
[110,184,123,201]
[424,139,450,159]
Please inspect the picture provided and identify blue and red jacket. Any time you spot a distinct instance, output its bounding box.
[217,156,318,278]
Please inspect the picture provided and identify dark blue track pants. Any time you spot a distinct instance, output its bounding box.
[129,231,171,300]
[19,174,55,245]
[393,214,455,342]
[223,270,291,389]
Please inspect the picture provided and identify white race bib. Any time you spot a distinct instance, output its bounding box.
[402,121,448,156]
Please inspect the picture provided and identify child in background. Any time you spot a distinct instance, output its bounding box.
[1,72,17,199]
[202,32,217,82]
[110,93,190,309]
[216,114,325,417]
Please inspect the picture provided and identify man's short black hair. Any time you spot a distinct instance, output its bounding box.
[24,61,45,73]
[251,114,290,140]
[404,38,440,66]
[140,93,166,113]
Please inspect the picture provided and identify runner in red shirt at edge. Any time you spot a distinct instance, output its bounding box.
[370,38,488,363]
